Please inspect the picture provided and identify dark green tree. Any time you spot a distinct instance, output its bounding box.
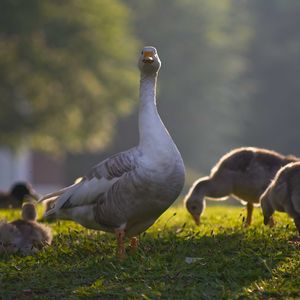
[0,0,138,153]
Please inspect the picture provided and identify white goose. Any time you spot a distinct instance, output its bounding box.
[40,46,185,257]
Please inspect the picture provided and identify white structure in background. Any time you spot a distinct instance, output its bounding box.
[0,148,64,194]
[0,148,32,190]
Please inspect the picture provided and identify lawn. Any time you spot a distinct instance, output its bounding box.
[0,204,299,299]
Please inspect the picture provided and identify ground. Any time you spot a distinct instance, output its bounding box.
[0,204,299,299]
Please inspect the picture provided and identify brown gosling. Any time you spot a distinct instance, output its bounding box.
[0,182,39,209]
[185,147,298,226]
[0,203,52,255]
[260,162,300,242]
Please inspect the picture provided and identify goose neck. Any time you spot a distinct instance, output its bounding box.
[138,72,172,153]
[139,73,157,107]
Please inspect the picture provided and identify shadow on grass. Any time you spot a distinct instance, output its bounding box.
[139,227,299,299]
[1,223,299,299]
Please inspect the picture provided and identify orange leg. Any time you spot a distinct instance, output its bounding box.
[129,236,139,255]
[115,229,126,259]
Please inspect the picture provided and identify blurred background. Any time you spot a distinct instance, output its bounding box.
[1,0,300,196]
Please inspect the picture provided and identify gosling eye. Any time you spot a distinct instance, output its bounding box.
[141,51,144,55]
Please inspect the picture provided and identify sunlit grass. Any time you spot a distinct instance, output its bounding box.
[0,205,299,299]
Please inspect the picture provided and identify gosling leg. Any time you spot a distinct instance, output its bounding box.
[290,217,300,243]
[245,202,254,227]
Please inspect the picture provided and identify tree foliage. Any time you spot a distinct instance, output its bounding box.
[112,0,300,174]
[0,0,138,153]
[118,0,252,171]
[3,0,300,180]
[242,0,300,156]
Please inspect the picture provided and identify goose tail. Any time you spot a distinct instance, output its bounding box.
[43,197,59,218]
[42,180,84,219]
[38,184,75,203]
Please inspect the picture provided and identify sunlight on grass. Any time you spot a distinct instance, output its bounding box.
[0,205,299,299]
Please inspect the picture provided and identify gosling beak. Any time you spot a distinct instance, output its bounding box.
[192,214,200,226]
[142,51,154,64]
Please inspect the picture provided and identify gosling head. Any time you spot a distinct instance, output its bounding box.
[22,203,37,221]
[184,178,208,225]
[260,183,278,228]
[185,194,205,226]
[138,46,161,74]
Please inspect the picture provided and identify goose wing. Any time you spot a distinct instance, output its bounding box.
[41,148,139,215]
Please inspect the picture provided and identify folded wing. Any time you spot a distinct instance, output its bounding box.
[41,149,138,216]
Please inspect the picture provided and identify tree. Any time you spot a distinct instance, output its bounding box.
[115,0,252,172]
[242,0,300,156]
[0,0,138,153]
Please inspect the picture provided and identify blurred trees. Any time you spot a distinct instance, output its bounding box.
[2,0,300,184]
[242,0,300,156]
[0,0,138,153]
[114,0,252,173]
[108,0,300,177]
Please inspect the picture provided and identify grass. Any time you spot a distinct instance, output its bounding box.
[0,204,300,299]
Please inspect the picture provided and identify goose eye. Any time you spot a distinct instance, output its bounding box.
[141,51,143,55]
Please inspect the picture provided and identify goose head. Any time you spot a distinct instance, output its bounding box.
[138,46,161,74]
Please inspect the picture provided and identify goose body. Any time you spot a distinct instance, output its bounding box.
[260,161,300,237]
[40,46,185,255]
[0,203,52,255]
[185,147,298,226]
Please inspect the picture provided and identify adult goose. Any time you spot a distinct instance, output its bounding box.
[0,203,52,255]
[185,147,298,226]
[39,46,185,257]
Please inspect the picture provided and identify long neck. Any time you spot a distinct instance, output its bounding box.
[138,73,173,153]
[193,177,209,198]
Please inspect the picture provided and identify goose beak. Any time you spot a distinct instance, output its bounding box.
[192,214,200,226]
[143,51,154,64]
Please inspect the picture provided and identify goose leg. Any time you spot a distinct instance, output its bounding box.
[129,236,139,255]
[245,202,253,227]
[115,229,125,259]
